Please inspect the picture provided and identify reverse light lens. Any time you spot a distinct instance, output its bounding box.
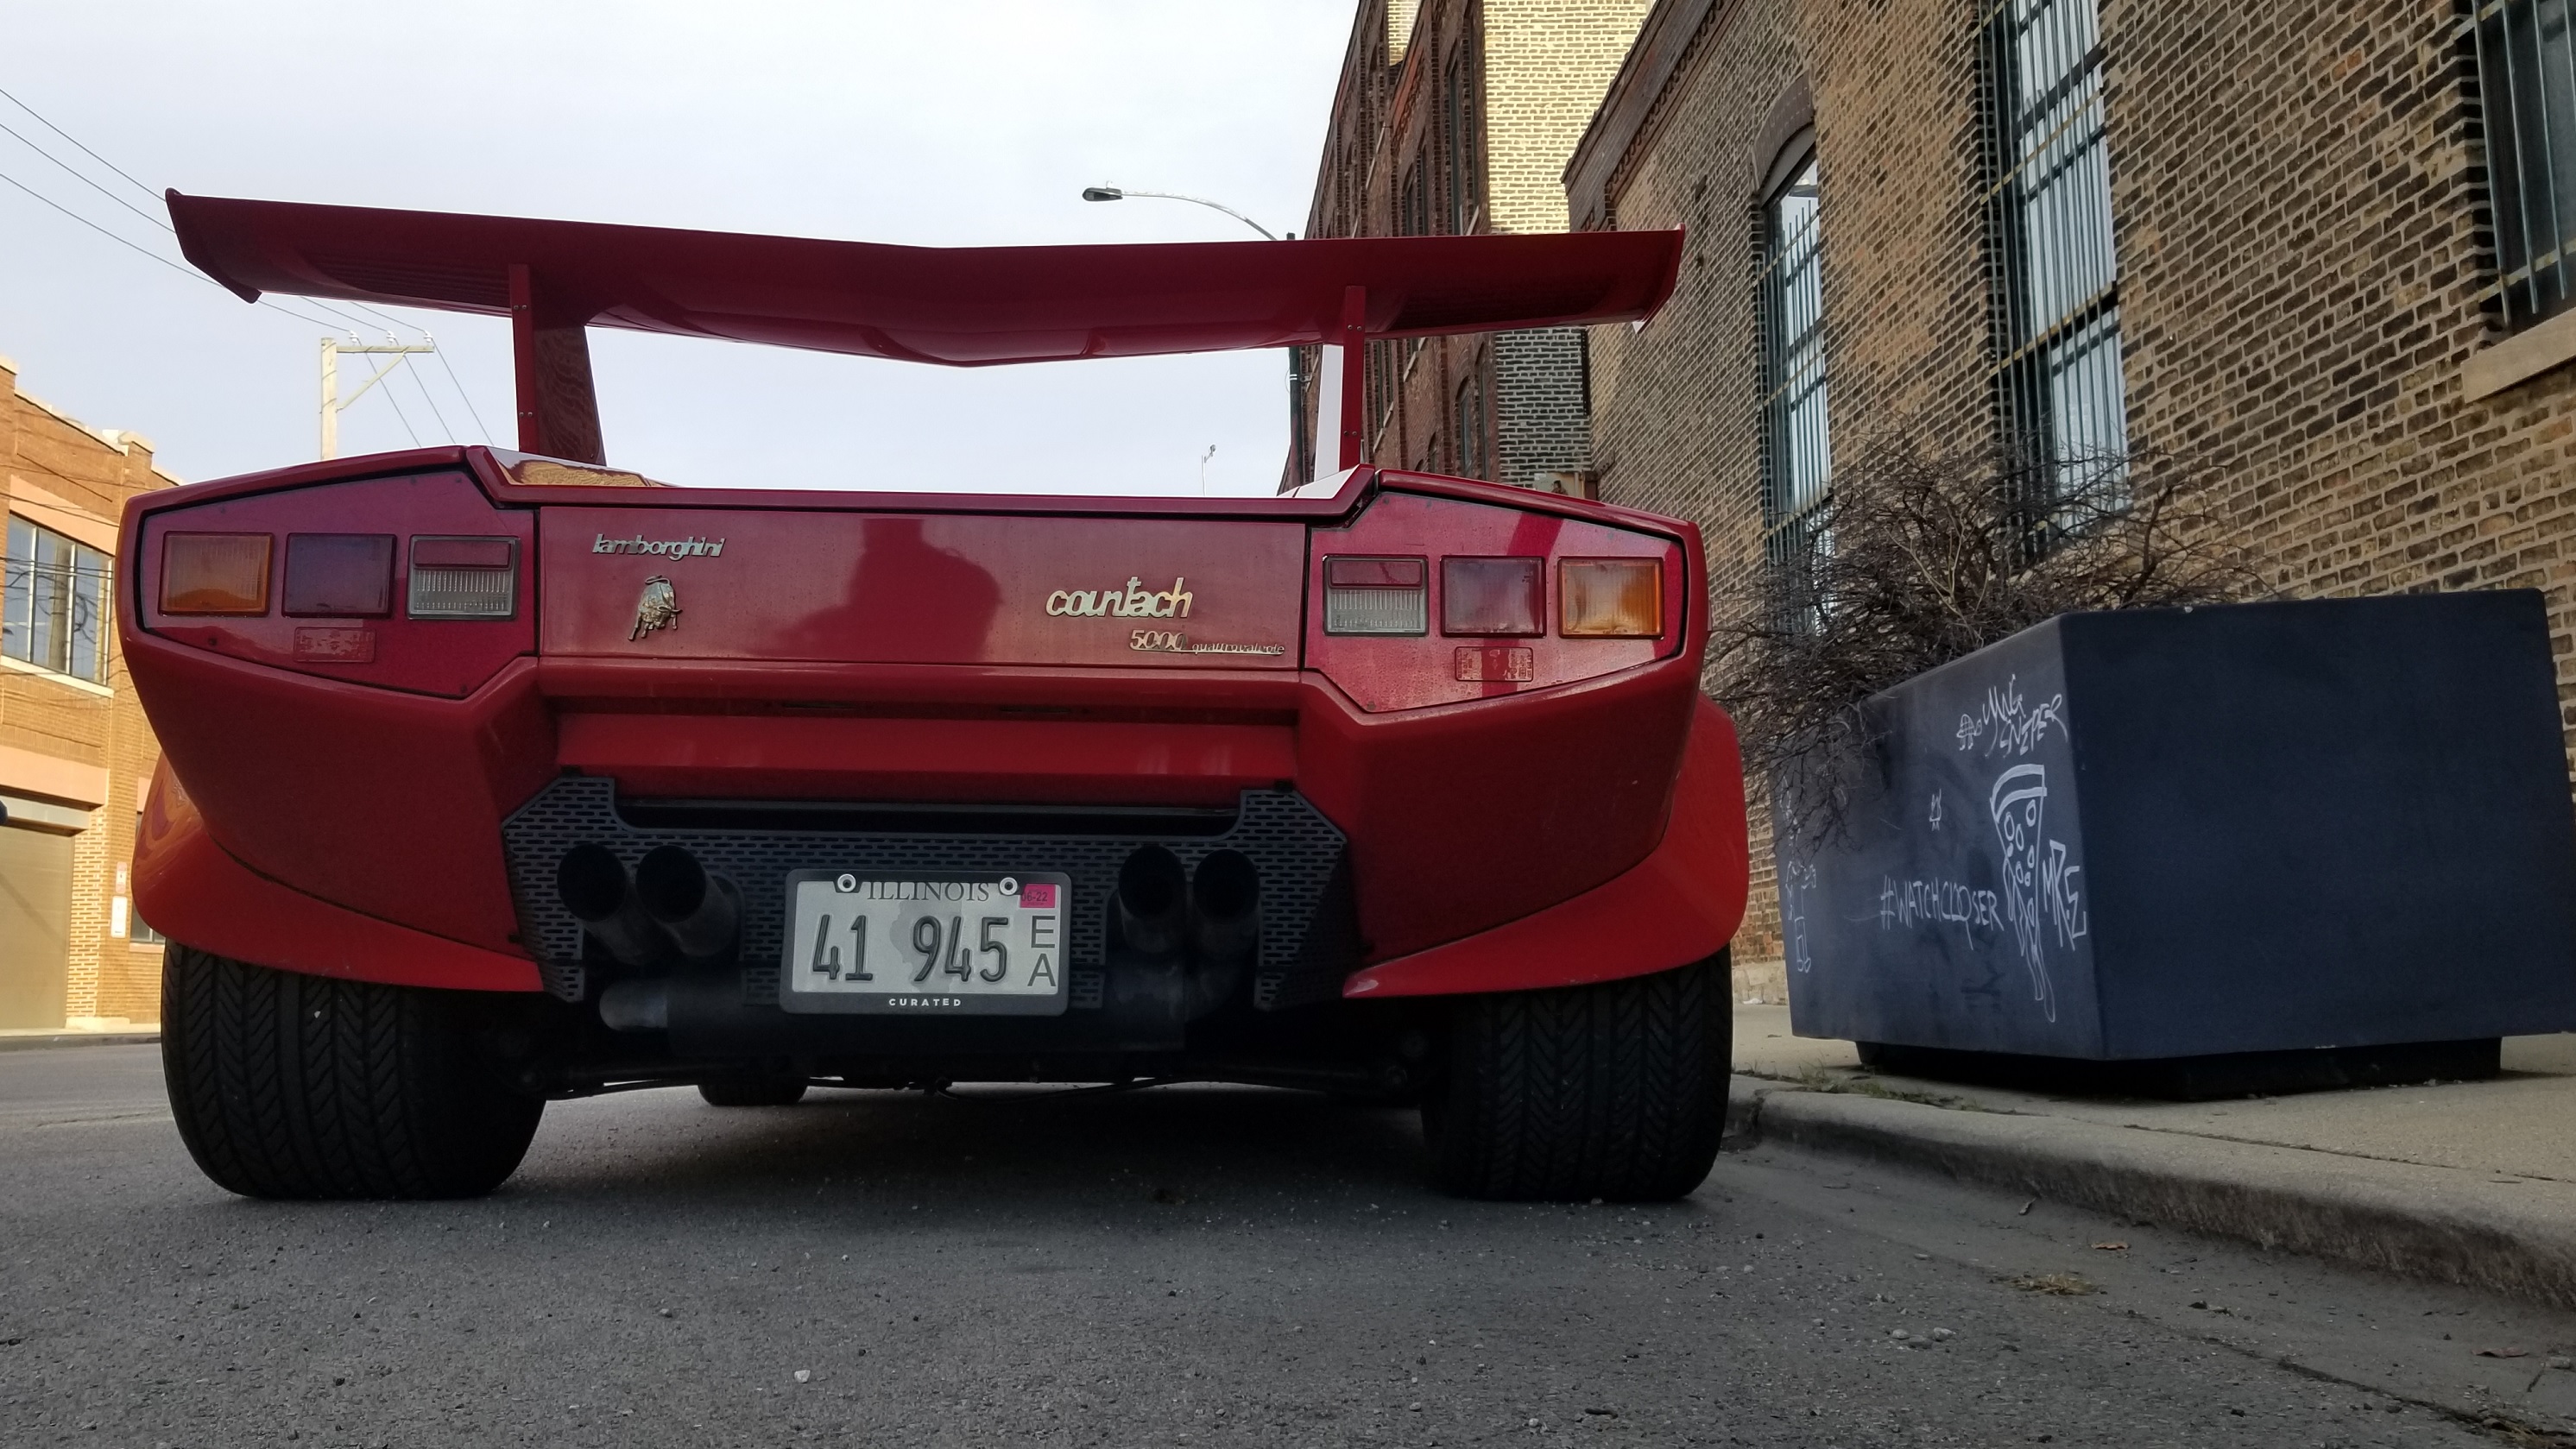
[407,535,519,620]
[1440,556,1544,636]
[282,533,395,617]
[1559,558,1664,638]
[161,532,272,615]
[1323,555,1427,635]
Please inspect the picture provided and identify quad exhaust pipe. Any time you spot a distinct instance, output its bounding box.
[635,845,740,961]
[1114,846,1264,963]
[1188,850,1260,963]
[556,843,741,970]
[1114,846,1188,956]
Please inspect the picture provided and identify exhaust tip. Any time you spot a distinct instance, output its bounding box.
[1115,845,1188,954]
[1191,849,1259,923]
[635,845,709,923]
[556,843,629,923]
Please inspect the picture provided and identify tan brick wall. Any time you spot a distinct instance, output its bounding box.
[1483,0,1656,236]
[1574,0,2576,973]
[0,354,173,1026]
[1293,0,1652,489]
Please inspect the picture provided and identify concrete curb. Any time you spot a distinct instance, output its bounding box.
[0,1032,160,1053]
[1724,1074,2576,1314]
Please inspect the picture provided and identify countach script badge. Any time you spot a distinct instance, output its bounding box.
[1045,576,1192,618]
[631,576,681,640]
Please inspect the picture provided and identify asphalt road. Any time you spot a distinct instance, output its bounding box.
[7,1046,2575,1448]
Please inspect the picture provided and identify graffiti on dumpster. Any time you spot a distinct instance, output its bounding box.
[1863,676,2086,1027]
[1955,675,2066,759]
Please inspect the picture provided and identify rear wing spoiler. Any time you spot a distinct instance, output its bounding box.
[168,192,1683,470]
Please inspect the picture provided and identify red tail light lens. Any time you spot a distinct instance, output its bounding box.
[1322,556,1427,635]
[407,537,520,620]
[1560,558,1663,638]
[282,533,395,617]
[139,470,534,697]
[1440,556,1544,636]
[161,533,272,615]
[1308,488,1683,712]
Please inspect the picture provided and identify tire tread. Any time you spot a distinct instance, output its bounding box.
[1425,954,1731,1201]
[161,946,541,1200]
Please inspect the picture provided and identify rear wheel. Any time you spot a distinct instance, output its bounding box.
[698,1075,809,1107]
[1422,953,1731,1201]
[161,945,544,1200]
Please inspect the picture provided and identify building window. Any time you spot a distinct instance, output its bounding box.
[1758,150,1832,622]
[1400,160,1430,238]
[2473,0,2576,329]
[1455,374,1487,478]
[3,516,110,684]
[1446,45,1481,234]
[1979,0,2125,511]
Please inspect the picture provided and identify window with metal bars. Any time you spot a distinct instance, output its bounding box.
[2472,0,2576,329]
[1979,0,2126,517]
[1758,151,1832,627]
[1446,44,1481,235]
[3,516,109,684]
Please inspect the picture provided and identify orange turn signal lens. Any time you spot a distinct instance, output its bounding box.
[1558,558,1663,638]
[161,532,273,615]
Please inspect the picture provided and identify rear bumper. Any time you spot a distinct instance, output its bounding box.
[129,630,1745,1002]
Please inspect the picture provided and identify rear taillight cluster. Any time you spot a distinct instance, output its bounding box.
[1306,488,1684,713]
[161,532,520,621]
[1321,554,1661,640]
[137,471,535,698]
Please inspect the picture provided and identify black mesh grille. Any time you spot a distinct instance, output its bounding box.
[502,777,1346,1007]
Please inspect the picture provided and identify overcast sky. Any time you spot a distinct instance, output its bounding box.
[0,2,1351,495]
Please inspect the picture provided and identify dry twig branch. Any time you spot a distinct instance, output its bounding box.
[1710,440,2271,840]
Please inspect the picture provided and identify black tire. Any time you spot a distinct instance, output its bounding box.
[698,1076,808,1107]
[161,945,544,1200]
[1422,953,1731,1201]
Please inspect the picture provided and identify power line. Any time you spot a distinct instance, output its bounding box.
[375,359,424,448]
[0,85,161,204]
[432,341,496,441]
[0,118,171,232]
[0,91,499,443]
[398,353,455,441]
[0,163,349,331]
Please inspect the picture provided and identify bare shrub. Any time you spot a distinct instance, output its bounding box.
[1711,440,2270,839]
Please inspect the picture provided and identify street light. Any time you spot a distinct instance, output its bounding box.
[1081,186,1281,241]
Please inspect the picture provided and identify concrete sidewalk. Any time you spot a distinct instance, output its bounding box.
[0,1026,160,1051]
[1730,1005,2576,1311]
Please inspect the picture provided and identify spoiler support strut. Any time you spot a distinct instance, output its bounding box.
[508,263,605,464]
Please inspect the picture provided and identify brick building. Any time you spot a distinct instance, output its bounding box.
[0,355,174,1030]
[1567,0,2576,998]
[1285,0,1652,491]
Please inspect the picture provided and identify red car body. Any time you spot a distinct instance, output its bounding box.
[136,194,1748,1201]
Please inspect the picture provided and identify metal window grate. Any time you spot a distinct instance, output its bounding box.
[2472,0,2576,328]
[1757,153,1832,628]
[1979,0,2127,525]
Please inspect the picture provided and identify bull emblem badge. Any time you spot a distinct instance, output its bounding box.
[631,576,682,640]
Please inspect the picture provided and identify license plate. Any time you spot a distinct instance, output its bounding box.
[779,872,1071,1016]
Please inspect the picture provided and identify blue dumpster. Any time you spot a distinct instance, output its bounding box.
[1776,590,2576,1095]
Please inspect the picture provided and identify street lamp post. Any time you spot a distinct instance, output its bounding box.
[1080,186,1282,242]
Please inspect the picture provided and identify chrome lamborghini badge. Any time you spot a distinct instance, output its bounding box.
[631,575,682,640]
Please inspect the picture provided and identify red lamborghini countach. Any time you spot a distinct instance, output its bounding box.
[129,194,1749,1202]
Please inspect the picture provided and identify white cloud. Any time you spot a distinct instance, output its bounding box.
[0,0,1348,495]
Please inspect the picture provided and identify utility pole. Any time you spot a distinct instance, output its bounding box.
[320,336,436,459]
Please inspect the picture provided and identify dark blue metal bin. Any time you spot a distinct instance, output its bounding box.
[1777,590,2576,1084]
